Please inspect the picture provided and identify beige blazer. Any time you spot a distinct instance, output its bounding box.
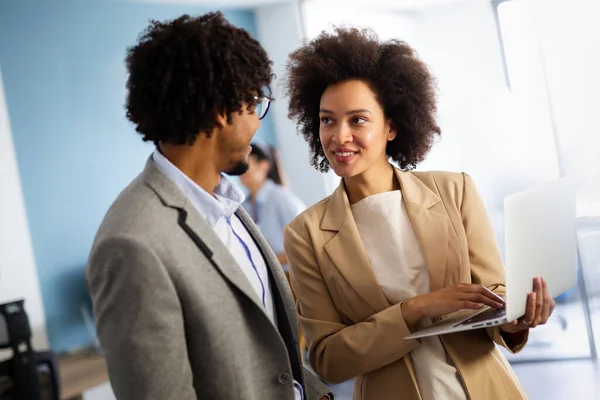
[284,169,529,400]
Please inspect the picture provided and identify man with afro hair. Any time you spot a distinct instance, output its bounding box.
[87,13,331,400]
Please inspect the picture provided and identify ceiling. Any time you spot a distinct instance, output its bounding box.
[124,0,296,8]
[123,0,476,11]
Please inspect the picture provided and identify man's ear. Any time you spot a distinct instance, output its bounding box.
[215,109,228,128]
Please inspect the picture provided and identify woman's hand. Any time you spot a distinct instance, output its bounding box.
[402,283,505,329]
[500,277,556,334]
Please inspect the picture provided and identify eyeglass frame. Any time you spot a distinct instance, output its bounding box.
[253,95,272,120]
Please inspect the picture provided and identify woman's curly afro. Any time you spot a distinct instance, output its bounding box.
[284,27,440,171]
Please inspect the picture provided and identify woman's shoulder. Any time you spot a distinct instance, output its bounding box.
[408,169,473,194]
[406,170,481,209]
[409,169,466,184]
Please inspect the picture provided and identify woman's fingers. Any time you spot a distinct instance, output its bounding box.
[458,301,486,310]
[460,292,504,308]
[463,283,505,304]
[540,277,552,324]
[522,292,536,325]
[532,277,544,327]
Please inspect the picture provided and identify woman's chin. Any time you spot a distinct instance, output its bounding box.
[331,165,358,179]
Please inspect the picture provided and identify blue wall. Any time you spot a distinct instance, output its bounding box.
[0,0,276,353]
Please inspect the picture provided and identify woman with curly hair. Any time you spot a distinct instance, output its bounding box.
[282,28,555,400]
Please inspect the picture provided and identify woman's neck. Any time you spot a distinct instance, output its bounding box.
[344,161,399,205]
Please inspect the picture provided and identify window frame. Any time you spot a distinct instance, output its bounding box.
[492,0,515,89]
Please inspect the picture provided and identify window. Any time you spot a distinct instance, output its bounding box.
[494,0,600,216]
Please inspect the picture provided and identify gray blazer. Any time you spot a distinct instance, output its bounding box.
[87,158,331,400]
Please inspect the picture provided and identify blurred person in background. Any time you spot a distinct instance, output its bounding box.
[241,143,305,270]
[282,27,556,400]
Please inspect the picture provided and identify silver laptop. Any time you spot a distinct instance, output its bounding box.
[405,178,577,339]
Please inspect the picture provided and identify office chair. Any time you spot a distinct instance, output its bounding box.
[0,299,60,400]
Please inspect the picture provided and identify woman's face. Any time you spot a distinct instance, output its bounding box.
[319,79,396,179]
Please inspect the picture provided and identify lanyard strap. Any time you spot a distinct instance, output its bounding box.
[226,217,266,308]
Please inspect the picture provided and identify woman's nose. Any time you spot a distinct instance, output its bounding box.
[331,124,353,144]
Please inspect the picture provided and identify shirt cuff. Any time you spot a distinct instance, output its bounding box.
[293,379,304,400]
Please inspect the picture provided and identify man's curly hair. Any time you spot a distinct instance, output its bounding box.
[125,12,273,145]
[284,27,440,172]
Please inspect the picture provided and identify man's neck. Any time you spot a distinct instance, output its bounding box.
[159,142,221,195]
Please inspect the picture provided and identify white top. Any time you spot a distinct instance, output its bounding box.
[351,190,467,400]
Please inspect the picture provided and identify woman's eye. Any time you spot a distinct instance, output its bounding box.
[321,117,332,125]
[352,117,366,125]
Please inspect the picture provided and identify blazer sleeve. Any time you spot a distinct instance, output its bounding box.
[284,224,421,385]
[459,173,529,353]
[303,366,335,400]
[86,235,197,400]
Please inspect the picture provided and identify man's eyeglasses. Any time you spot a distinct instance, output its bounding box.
[253,96,271,120]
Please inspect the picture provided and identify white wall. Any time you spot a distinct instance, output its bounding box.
[303,0,419,42]
[0,66,49,356]
[254,3,330,206]
[411,0,600,220]
[411,0,558,185]
[406,0,562,250]
[533,0,600,215]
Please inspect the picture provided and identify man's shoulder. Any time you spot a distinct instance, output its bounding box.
[92,174,175,248]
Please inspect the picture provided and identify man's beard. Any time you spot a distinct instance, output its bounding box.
[225,160,249,176]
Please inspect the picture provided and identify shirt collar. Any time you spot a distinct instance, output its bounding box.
[152,148,245,227]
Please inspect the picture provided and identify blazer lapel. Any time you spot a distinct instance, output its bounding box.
[322,181,391,314]
[178,206,267,313]
[142,158,266,314]
[395,169,449,292]
[320,169,449,313]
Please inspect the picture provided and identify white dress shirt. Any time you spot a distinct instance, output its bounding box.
[351,190,467,400]
[152,149,303,400]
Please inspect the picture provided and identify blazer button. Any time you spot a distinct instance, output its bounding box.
[278,373,291,385]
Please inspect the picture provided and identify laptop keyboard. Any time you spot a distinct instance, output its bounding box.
[455,307,506,327]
